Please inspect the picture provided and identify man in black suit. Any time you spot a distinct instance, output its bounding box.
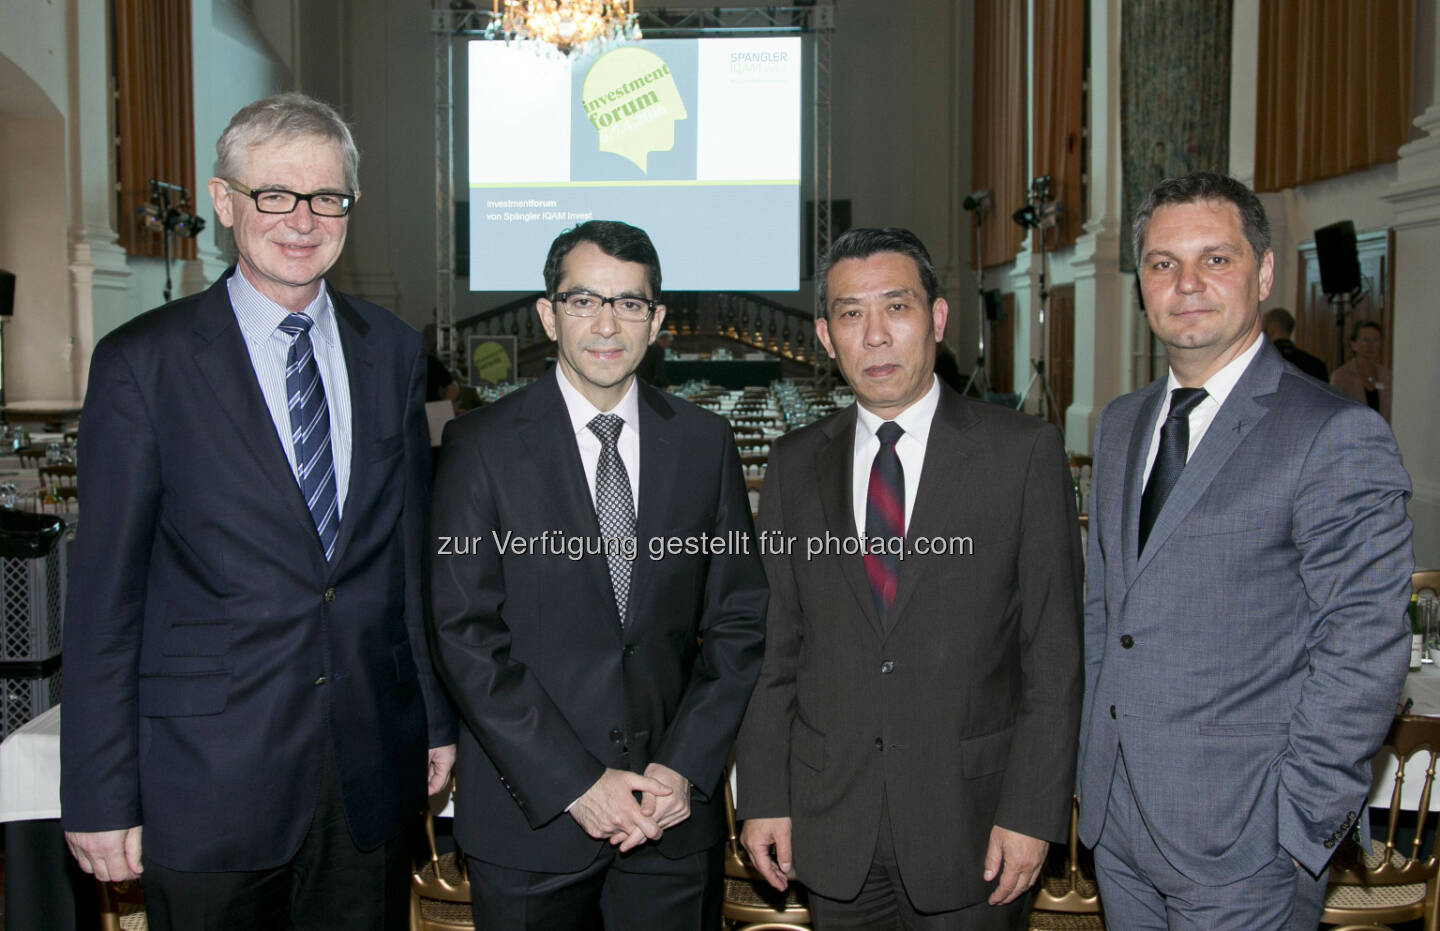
[737,228,1083,929]
[1262,307,1328,381]
[61,93,456,930]
[429,220,767,929]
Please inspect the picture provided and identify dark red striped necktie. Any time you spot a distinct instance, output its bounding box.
[864,421,905,620]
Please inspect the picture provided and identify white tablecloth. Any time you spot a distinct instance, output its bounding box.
[0,704,60,822]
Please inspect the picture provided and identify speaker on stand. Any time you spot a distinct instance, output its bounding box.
[1313,221,1363,369]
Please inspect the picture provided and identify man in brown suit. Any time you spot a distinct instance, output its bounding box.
[736,228,1083,929]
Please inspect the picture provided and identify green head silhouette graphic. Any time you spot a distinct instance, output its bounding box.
[581,46,688,173]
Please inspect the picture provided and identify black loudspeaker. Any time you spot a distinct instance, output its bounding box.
[0,270,13,317]
[1314,221,1362,296]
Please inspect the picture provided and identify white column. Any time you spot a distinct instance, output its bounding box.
[1381,0,1440,568]
[67,0,131,399]
[1064,0,1127,453]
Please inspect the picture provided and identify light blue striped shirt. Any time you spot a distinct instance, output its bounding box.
[227,271,353,517]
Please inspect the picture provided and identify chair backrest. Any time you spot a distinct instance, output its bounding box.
[1416,570,1440,599]
[1331,714,1440,887]
[39,463,77,487]
[1031,796,1101,914]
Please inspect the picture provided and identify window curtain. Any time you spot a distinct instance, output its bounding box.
[114,0,196,260]
[1032,0,1085,250]
[1255,0,1413,192]
[972,0,1026,269]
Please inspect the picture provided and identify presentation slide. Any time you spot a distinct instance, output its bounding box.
[468,37,802,292]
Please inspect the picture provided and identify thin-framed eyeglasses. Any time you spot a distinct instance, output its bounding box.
[224,179,356,217]
[551,290,657,322]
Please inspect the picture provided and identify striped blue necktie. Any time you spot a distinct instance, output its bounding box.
[277,313,340,561]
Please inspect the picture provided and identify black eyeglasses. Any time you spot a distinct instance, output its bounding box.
[225,179,356,217]
[551,291,657,322]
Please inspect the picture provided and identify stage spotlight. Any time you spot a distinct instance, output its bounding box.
[963,188,992,212]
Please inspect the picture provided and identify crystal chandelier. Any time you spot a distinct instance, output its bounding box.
[488,1,642,57]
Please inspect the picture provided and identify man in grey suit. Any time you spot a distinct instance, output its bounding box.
[737,228,1083,929]
[1077,172,1414,929]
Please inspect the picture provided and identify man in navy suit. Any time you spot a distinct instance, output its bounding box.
[1078,172,1413,929]
[61,93,456,931]
[429,220,767,929]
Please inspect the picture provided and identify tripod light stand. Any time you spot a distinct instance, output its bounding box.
[1012,175,1063,439]
[960,188,992,399]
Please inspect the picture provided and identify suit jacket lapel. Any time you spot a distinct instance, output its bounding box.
[888,390,979,625]
[516,373,616,627]
[816,408,886,641]
[631,384,678,629]
[190,273,323,560]
[1133,344,1279,579]
[1121,382,1165,588]
[325,290,374,569]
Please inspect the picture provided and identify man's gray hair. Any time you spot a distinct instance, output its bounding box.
[216,93,360,193]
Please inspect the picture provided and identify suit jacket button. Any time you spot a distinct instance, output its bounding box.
[881,661,895,674]
[324,588,336,603]
[1120,635,1134,649]
[314,676,326,686]
[610,728,624,743]
[1324,838,1336,849]
[874,738,883,751]
[1110,705,1117,719]
[623,645,636,657]
[1345,811,1356,822]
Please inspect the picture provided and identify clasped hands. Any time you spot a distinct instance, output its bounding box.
[569,763,691,852]
[742,818,1047,906]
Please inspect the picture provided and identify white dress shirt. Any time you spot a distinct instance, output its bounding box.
[229,270,353,516]
[554,366,642,511]
[851,376,941,537]
[1142,332,1264,489]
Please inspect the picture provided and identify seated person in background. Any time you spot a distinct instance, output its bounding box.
[1261,307,1327,382]
[637,327,673,387]
[451,385,482,415]
[1331,319,1392,421]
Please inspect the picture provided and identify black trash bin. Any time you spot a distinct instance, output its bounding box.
[0,510,65,559]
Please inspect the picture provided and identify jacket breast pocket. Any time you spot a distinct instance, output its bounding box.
[138,672,230,717]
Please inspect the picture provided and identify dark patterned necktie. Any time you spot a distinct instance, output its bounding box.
[864,421,905,619]
[588,414,635,626]
[277,313,340,561]
[1138,387,1208,553]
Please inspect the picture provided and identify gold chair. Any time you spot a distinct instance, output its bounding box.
[1416,570,1440,599]
[722,776,810,930]
[98,880,148,931]
[411,804,473,931]
[15,446,43,468]
[1321,714,1440,930]
[1028,797,1104,930]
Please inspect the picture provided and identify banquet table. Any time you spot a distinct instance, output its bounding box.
[0,706,97,931]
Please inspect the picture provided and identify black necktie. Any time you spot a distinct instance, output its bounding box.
[864,422,905,621]
[1139,387,1208,553]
